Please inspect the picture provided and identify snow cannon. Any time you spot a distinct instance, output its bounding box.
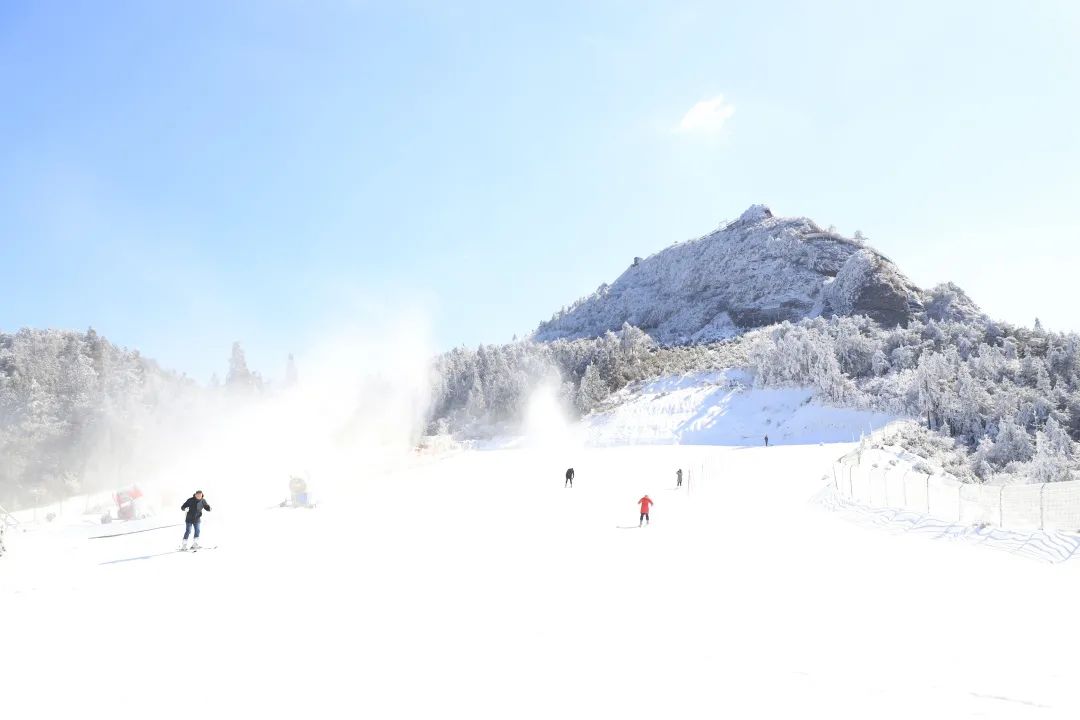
[113,486,145,521]
[283,475,315,509]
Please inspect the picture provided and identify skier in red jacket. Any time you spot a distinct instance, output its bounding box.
[638,495,653,527]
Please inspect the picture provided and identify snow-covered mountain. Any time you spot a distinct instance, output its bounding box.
[533,205,983,343]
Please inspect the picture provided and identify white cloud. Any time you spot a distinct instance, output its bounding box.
[676,95,735,134]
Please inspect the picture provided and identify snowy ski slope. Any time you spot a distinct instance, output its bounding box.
[580,371,896,446]
[3,441,1079,719]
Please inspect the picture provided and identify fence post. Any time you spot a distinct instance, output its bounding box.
[1040,482,1046,531]
[832,464,838,493]
[998,486,1004,528]
[901,470,909,509]
[926,474,932,516]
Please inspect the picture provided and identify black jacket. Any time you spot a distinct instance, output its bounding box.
[181,497,211,523]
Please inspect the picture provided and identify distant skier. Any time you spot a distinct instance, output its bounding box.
[676,469,683,488]
[638,494,653,527]
[764,434,769,447]
[565,468,574,488]
[180,490,211,551]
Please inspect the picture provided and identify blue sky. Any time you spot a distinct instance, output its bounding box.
[2,0,1078,382]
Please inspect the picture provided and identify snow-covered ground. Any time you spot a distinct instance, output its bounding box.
[581,371,896,446]
[3,379,1078,719]
[3,439,1079,719]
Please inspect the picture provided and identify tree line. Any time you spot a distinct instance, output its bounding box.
[0,330,291,509]
[427,316,1080,484]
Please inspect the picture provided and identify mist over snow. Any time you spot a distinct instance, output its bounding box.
[0,316,435,516]
[521,383,580,451]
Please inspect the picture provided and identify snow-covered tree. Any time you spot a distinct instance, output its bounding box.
[913,351,951,430]
[1029,417,1075,482]
[577,363,607,413]
[1066,391,1080,441]
[226,342,257,393]
[427,310,1080,483]
[988,418,1035,466]
[0,328,195,507]
[871,348,889,377]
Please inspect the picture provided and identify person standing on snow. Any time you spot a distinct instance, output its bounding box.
[180,490,211,550]
[676,469,683,488]
[565,468,574,488]
[764,434,769,447]
[638,494,654,527]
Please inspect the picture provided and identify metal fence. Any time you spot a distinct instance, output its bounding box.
[0,504,17,529]
[833,452,1080,532]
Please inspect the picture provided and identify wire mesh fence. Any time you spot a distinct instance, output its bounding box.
[833,451,1080,533]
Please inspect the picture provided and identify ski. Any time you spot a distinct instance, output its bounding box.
[90,523,184,540]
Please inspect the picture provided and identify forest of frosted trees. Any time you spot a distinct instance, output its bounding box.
[427,324,747,435]
[428,316,1080,485]
[3,311,1078,508]
[0,330,283,509]
[0,329,188,508]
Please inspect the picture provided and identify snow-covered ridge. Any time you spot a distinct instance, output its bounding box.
[534,205,982,343]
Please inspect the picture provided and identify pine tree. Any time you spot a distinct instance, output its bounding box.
[462,366,487,423]
[226,342,255,393]
[871,348,889,377]
[577,362,608,414]
[972,436,995,479]
[1066,391,1080,442]
[989,418,1035,466]
[915,352,951,430]
[1030,417,1075,482]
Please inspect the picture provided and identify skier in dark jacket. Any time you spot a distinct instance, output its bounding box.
[180,490,211,550]
[565,468,574,488]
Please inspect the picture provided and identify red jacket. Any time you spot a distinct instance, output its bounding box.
[638,496,653,513]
